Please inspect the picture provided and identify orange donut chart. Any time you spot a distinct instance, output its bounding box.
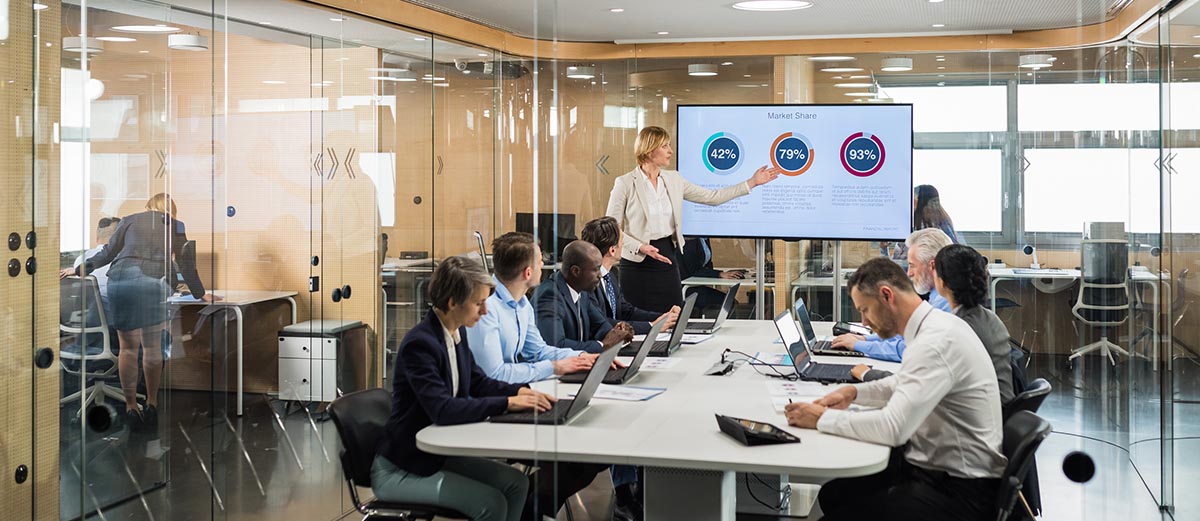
[770,132,815,176]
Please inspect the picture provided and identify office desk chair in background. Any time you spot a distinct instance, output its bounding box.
[1070,224,1130,365]
[59,276,139,415]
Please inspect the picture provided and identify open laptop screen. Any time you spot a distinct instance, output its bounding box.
[792,297,818,344]
[773,311,808,364]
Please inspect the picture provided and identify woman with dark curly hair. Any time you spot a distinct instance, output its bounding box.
[851,245,1017,404]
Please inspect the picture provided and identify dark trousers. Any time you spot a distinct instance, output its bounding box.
[619,237,684,314]
[522,461,606,521]
[818,449,998,521]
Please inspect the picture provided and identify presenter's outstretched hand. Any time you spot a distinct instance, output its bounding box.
[639,243,672,264]
[749,165,783,188]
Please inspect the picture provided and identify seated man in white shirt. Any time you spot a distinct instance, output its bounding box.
[71,216,120,309]
[784,257,1006,521]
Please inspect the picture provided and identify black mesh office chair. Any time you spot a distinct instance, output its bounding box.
[327,389,466,520]
[994,411,1052,521]
[59,276,136,415]
[1070,230,1130,365]
[1003,378,1051,420]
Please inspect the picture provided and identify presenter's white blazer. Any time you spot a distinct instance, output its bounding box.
[605,166,751,263]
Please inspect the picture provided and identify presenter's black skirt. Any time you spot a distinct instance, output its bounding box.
[618,237,683,314]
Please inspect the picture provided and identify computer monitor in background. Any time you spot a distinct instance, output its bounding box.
[515,212,576,260]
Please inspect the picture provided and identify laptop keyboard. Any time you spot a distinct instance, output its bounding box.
[494,399,574,424]
[813,340,865,357]
[805,364,854,381]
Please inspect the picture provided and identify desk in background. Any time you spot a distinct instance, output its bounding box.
[171,290,298,415]
[418,320,898,520]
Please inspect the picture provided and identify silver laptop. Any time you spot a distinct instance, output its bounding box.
[772,311,859,384]
[686,283,741,335]
[792,297,865,358]
[490,344,620,425]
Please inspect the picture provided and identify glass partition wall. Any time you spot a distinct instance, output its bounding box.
[0,0,1189,519]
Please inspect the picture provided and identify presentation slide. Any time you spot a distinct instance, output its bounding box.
[677,104,913,241]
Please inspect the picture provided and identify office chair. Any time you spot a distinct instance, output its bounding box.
[327,389,466,521]
[59,276,138,415]
[1069,227,1130,365]
[994,411,1052,521]
[474,231,490,275]
[1004,378,1051,421]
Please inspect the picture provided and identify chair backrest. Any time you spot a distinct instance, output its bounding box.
[59,276,107,331]
[474,231,490,274]
[1004,378,1050,420]
[995,411,1052,521]
[328,388,392,488]
[1073,239,1129,325]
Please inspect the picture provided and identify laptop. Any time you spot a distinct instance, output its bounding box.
[772,311,859,384]
[793,297,865,358]
[620,293,697,358]
[489,344,620,425]
[685,283,741,335]
[560,318,665,385]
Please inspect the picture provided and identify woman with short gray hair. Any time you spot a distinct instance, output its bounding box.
[372,256,556,521]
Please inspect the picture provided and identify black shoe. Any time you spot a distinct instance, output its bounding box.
[125,408,143,430]
[142,404,158,428]
[612,500,643,521]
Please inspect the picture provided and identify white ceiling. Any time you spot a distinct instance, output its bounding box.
[405,0,1117,43]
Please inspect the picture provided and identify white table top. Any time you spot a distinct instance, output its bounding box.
[988,265,1167,282]
[682,276,772,288]
[169,290,298,306]
[417,320,898,480]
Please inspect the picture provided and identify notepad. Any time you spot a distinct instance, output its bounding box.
[568,384,665,402]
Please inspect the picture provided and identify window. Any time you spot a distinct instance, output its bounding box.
[1023,148,1160,234]
[886,86,1007,133]
[1018,84,1158,132]
[913,149,1004,232]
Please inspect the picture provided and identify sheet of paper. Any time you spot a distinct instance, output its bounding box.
[569,384,665,401]
[750,352,791,366]
[632,333,671,342]
[766,380,832,398]
[614,356,680,371]
[680,334,711,344]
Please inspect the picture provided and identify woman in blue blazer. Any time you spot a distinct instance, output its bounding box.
[373,256,556,521]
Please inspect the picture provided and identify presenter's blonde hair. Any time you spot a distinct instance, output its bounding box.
[635,126,672,165]
[146,193,178,216]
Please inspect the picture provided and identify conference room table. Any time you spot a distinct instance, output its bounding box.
[418,320,901,520]
[170,290,299,415]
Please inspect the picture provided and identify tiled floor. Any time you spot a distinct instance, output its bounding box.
[60,351,1199,521]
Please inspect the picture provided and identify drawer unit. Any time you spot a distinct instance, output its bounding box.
[278,319,364,403]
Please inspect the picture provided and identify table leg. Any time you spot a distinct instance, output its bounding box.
[644,467,735,521]
[233,306,244,416]
[285,296,297,324]
[990,278,1001,312]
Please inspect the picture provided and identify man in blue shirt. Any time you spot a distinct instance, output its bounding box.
[830,228,954,362]
[464,231,608,520]
[466,232,597,383]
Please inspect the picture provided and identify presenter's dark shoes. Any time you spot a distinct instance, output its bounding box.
[142,404,159,430]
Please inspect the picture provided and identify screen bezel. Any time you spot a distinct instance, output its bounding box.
[675,103,915,242]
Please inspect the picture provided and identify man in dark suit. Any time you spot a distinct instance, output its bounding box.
[679,237,746,317]
[580,217,679,334]
[534,240,634,353]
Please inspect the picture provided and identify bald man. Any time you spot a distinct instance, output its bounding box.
[533,240,634,353]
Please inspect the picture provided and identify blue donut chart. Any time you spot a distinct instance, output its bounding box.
[702,132,745,174]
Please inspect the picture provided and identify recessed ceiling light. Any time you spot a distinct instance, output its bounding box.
[434,82,450,87]
[567,66,596,79]
[656,31,670,35]
[330,17,346,22]
[937,66,946,70]
[761,83,768,86]
[936,57,946,62]
[168,34,209,51]
[880,57,913,72]
[938,74,945,77]
[262,80,286,84]
[311,82,326,87]
[721,61,733,66]
[609,8,625,12]
[63,37,104,53]
[112,25,181,33]
[688,64,718,76]
[834,82,874,88]
[33,3,48,10]
[809,56,855,62]
[821,67,863,73]
[1193,53,1200,58]
[937,81,946,86]
[932,23,945,28]
[732,1,813,11]
[737,84,761,88]
[478,53,489,57]
[744,74,752,77]
[1019,53,1054,69]
[138,50,150,53]
[96,36,136,42]
[413,37,427,41]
